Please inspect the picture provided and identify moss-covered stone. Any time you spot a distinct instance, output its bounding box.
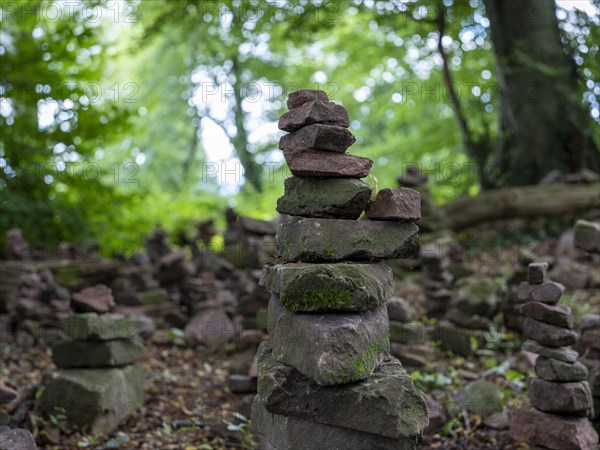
[256,341,428,441]
[276,218,419,262]
[261,262,394,312]
[52,340,145,368]
[270,298,390,385]
[276,177,371,219]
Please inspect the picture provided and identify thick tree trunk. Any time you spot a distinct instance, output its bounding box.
[442,182,600,230]
[483,0,600,185]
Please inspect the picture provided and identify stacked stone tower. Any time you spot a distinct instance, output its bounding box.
[510,262,598,450]
[251,90,428,449]
[39,313,145,435]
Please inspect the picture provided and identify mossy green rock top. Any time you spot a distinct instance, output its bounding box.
[63,313,138,341]
[277,218,419,262]
[270,297,390,386]
[261,262,394,312]
[256,341,428,440]
[276,177,372,219]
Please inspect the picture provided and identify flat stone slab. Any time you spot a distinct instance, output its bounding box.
[518,281,565,304]
[389,321,427,344]
[276,177,372,220]
[256,341,428,440]
[509,407,598,450]
[271,298,390,385]
[276,218,419,262]
[535,357,588,382]
[523,317,578,347]
[283,148,371,178]
[280,124,356,153]
[366,188,421,222]
[529,378,594,417]
[63,313,138,341]
[52,340,145,368]
[287,90,329,109]
[518,302,573,328]
[278,101,349,132]
[574,219,600,253]
[252,395,420,450]
[522,340,579,363]
[261,262,393,312]
[39,365,145,436]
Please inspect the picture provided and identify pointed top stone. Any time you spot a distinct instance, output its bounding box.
[287,89,329,109]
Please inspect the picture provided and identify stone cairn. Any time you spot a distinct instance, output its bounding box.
[420,241,453,318]
[38,312,145,435]
[510,261,598,450]
[574,220,600,431]
[251,89,428,449]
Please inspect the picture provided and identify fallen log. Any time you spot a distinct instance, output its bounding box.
[442,182,600,230]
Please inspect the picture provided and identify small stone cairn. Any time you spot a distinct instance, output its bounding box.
[510,261,598,450]
[38,313,145,435]
[420,241,453,318]
[252,89,428,449]
[574,219,600,430]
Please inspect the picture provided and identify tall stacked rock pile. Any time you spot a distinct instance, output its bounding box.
[510,262,598,450]
[420,241,453,318]
[252,89,428,449]
[574,219,600,431]
[39,313,145,435]
[223,210,278,270]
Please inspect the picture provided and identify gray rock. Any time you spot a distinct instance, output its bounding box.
[261,262,393,312]
[184,307,237,346]
[523,317,578,347]
[389,321,427,344]
[135,288,168,305]
[522,340,579,363]
[256,342,428,440]
[252,395,421,450]
[509,407,599,450]
[518,302,573,329]
[581,313,600,332]
[276,177,371,220]
[390,343,433,368]
[63,313,137,341]
[529,378,594,417]
[39,364,145,435]
[535,357,588,382]
[529,281,565,304]
[238,216,278,236]
[527,262,548,284]
[0,429,38,450]
[453,276,499,317]
[228,374,257,394]
[387,297,417,323]
[52,340,145,368]
[445,309,495,330]
[276,218,419,263]
[127,313,156,339]
[271,299,390,385]
[0,383,17,404]
[452,380,502,418]
[574,219,600,253]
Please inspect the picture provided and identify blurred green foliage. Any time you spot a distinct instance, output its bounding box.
[1,0,598,251]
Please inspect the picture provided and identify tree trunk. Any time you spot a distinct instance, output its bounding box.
[442,182,600,230]
[483,0,600,186]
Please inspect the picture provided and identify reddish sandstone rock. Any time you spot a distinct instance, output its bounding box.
[510,408,598,450]
[283,148,372,178]
[279,124,356,153]
[278,101,349,132]
[287,90,329,109]
[366,188,421,222]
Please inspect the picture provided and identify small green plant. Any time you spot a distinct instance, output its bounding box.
[224,413,257,450]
